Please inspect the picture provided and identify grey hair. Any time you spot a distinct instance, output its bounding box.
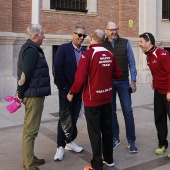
[26,24,42,39]
[72,24,86,32]
[91,29,105,43]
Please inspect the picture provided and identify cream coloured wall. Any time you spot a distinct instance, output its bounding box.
[0,33,90,98]
[156,0,170,47]
[137,0,156,84]
[139,0,170,46]
[138,0,170,84]
[0,32,141,98]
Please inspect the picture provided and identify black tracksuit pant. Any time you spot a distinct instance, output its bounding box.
[154,89,169,148]
[84,103,113,170]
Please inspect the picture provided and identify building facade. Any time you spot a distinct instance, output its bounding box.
[0,0,170,98]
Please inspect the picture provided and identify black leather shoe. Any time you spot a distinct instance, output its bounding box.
[23,156,45,168]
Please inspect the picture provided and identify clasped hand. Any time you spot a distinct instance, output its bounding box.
[67,93,73,102]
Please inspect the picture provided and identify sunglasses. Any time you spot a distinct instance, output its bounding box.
[145,33,150,41]
[74,32,87,39]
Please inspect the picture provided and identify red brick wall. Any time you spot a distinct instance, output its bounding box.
[0,0,139,37]
[119,0,139,37]
[0,0,12,32]
[40,0,120,36]
[12,0,32,32]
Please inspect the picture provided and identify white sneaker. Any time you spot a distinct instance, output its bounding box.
[103,160,114,167]
[65,141,83,152]
[54,147,64,161]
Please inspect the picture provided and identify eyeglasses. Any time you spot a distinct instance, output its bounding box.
[106,28,119,32]
[74,32,87,39]
[145,34,150,41]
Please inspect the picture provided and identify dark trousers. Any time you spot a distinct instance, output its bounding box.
[154,89,169,147]
[57,88,82,147]
[85,103,113,170]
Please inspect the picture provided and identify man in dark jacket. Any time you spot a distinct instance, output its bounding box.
[67,29,122,170]
[16,24,51,170]
[53,24,87,161]
[103,21,138,153]
[139,32,170,157]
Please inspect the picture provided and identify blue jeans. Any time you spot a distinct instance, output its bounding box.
[57,88,82,147]
[112,79,136,144]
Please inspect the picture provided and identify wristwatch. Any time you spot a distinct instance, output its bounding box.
[69,90,73,95]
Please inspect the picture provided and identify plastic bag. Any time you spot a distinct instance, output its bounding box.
[5,96,21,114]
[59,109,73,141]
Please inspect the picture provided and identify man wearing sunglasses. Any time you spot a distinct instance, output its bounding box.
[103,21,138,153]
[67,29,122,170]
[53,24,87,161]
[139,32,170,158]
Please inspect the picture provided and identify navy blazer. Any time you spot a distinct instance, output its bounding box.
[54,41,86,90]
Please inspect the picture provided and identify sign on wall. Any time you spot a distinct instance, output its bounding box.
[129,19,133,27]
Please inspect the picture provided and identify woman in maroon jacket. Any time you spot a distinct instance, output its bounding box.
[67,29,122,170]
[139,32,170,158]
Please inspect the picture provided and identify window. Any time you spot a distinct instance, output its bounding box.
[50,0,87,13]
[162,0,170,19]
[42,0,97,15]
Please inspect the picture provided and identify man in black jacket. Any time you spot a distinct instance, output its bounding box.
[16,24,51,170]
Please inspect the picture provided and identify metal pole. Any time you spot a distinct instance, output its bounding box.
[32,0,40,24]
